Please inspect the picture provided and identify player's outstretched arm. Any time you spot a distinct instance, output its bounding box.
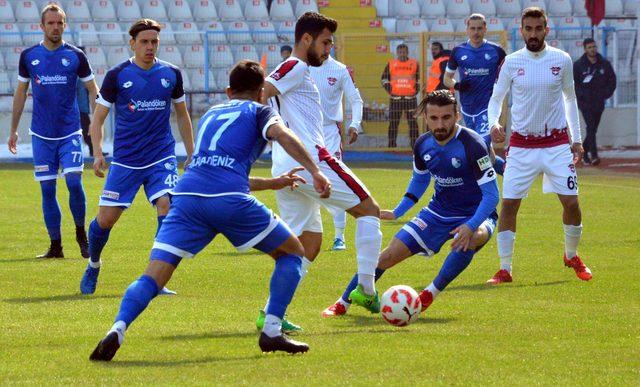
[89,105,110,178]
[174,101,194,168]
[382,170,431,220]
[249,167,306,191]
[267,122,331,198]
[8,81,29,154]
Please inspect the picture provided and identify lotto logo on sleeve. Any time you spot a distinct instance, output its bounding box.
[101,190,120,200]
[477,155,492,171]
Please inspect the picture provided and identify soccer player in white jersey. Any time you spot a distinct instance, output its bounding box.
[486,7,592,284]
[309,54,364,251]
[256,12,383,331]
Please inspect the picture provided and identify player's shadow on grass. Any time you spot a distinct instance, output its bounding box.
[332,314,455,328]
[0,257,69,263]
[3,294,121,304]
[446,280,570,293]
[158,331,256,341]
[104,354,263,367]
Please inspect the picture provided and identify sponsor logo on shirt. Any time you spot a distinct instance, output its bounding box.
[122,81,133,89]
[477,155,492,171]
[34,165,49,172]
[31,59,40,66]
[517,68,525,76]
[61,58,70,67]
[551,66,561,76]
[327,77,337,86]
[127,99,167,112]
[34,74,68,85]
[463,67,490,77]
[433,174,464,187]
[451,157,462,168]
[102,190,120,200]
[161,78,171,88]
[411,217,427,230]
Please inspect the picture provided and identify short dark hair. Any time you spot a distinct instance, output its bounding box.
[41,4,66,24]
[280,45,292,53]
[294,12,337,44]
[431,41,443,50]
[583,38,596,47]
[521,7,547,27]
[129,18,162,40]
[397,43,408,51]
[229,60,265,94]
[416,90,457,117]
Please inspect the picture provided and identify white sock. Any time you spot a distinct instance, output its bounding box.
[264,257,312,311]
[89,259,102,269]
[355,216,382,293]
[497,231,516,272]
[337,297,351,308]
[333,211,346,240]
[334,227,345,241]
[262,314,282,338]
[426,283,441,298]
[109,320,126,345]
[563,224,582,259]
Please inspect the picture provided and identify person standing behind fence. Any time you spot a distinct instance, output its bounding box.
[426,42,452,92]
[381,44,419,148]
[573,38,616,166]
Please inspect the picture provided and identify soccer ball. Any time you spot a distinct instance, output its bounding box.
[380,285,422,327]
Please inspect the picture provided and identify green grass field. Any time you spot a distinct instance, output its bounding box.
[0,166,638,384]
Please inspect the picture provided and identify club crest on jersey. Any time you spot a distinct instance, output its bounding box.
[568,163,575,173]
[61,58,70,67]
[161,78,171,88]
[31,59,40,66]
[517,68,525,76]
[164,161,176,171]
[327,77,337,86]
[551,66,561,76]
[484,53,491,60]
[72,138,79,147]
[123,81,133,89]
[451,157,462,168]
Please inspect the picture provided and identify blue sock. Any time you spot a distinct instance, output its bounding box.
[114,275,159,327]
[433,249,475,291]
[89,218,111,263]
[494,156,505,176]
[65,173,86,227]
[156,215,166,237]
[40,180,61,241]
[340,268,386,303]
[265,254,302,319]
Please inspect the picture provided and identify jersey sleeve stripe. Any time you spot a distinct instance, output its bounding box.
[261,115,280,140]
[96,94,112,108]
[17,75,29,83]
[79,74,95,82]
[172,95,186,104]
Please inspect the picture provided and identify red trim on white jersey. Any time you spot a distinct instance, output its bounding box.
[509,128,570,148]
[317,146,369,201]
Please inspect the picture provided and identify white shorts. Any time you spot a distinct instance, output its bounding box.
[322,123,343,159]
[275,157,370,235]
[503,144,579,199]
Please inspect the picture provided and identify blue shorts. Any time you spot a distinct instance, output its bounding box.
[395,208,497,256]
[461,110,491,148]
[99,158,178,208]
[31,134,84,181]
[151,194,294,265]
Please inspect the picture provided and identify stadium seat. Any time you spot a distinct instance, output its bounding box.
[470,0,497,15]
[392,0,420,18]
[0,23,22,47]
[188,68,213,91]
[226,21,253,44]
[213,68,229,89]
[495,0,520,17]
[179,69,190,91]
[0,52,5,69]
[116,0,141,21]
[605,0,624,16]
[546,39,564,51]
[0,71,11,94]
[176,22,201,44]
[66,0,92,22]
[429,18,455,40]
[75,22,100,45]
[624,0,638,15]
[607,18,635,29]
[563,38,584,60]
[218,0,243,20]
[168,0,193,21]
[193,0,219,21]
[419,0,446,18]
[486,16,504,32]
[259,44,283,70]
[556,16,582,39]
[232,44,259,63]
[294,0,318,18]
[91,0,117,21]
[183,44,205,68]
[252,20,278,43]
[204,21,227,44]
[547,0,572,16]
[106,46,130,67]
[158,45,183,67]
[396,18,429,33]
[85,46,108,68]
[269,0,295,20]
[158,21,176,44]
[244,0,269,20]
[521,0,546,10]
[15,1,39,22]
[21,23,43,46]
[4,47,24,70]
[141,0,168,21]
[572,0,588,16]
[446,0,471,18]
[274,19,295,42]
[209,44,234,68]
[546,17,557,38]
[0,1,15,23]
[453,18,467,32]
[98,22,125,45]
[93,66,107,86]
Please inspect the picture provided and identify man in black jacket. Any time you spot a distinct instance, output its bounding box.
[573,38,616,165]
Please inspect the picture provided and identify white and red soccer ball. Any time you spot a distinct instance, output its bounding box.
[380,285,422,327]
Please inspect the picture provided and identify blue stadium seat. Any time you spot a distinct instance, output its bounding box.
[0,23,22,47]
[252,20,278,44]
[168,0,194,21]
[116,0,142,21]
[269,0,295,21]
[67,0,93,22]
[193,0,219,21]
[0,1,15,22]
[91,0,117,21]
[244,0,269,21]
[141,0,168,21]
[294,0,318,18]
[15,1,40,23]
[419,0,446,19]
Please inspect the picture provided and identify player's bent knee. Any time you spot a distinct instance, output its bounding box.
[144,259,177,289]
[469,229,490,251]
[377,238,412,270]
[154,196,171,215]
[269,235,305,259]
[97,207,123,229]
[348,197,380,218]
